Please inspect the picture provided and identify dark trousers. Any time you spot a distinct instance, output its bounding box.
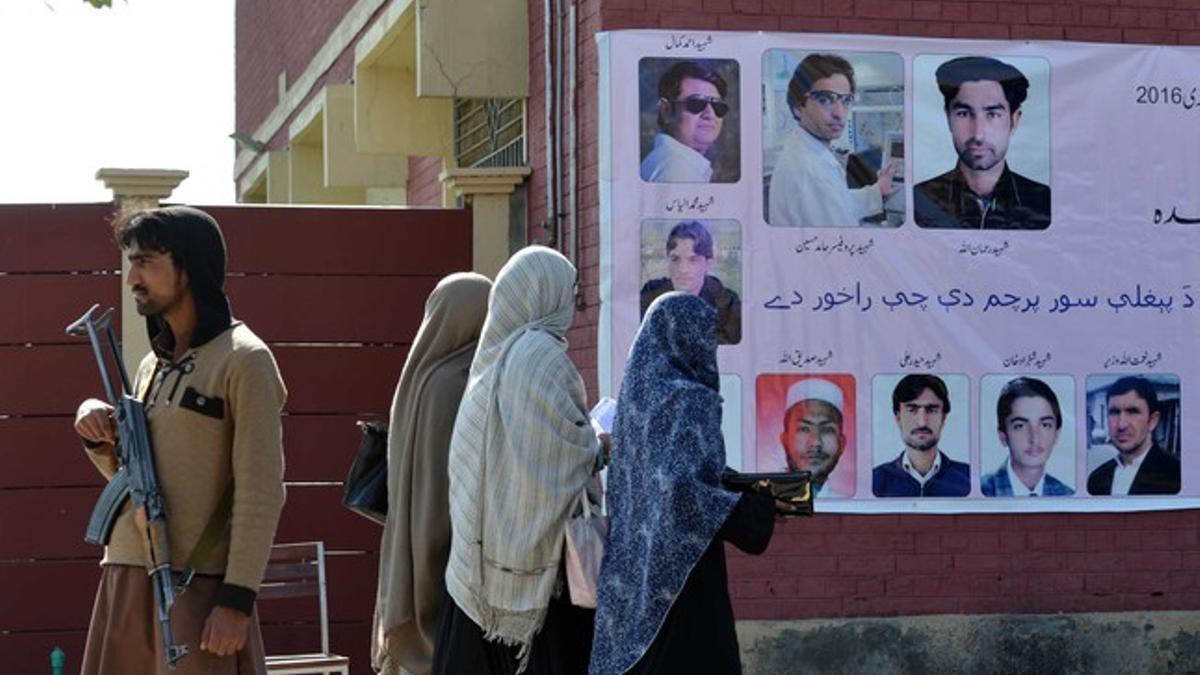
[432,590,594,675]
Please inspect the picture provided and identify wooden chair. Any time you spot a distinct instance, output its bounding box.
[259,541,350,675]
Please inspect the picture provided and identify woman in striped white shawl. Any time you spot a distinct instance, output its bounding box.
[435,246,605,675]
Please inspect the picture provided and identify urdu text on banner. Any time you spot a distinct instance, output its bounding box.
[596,30,1200,513]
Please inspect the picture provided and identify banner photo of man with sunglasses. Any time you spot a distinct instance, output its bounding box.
[639,58,741,183]
[764,50,904,227]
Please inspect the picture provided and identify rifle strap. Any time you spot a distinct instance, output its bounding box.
[176,480,235,593]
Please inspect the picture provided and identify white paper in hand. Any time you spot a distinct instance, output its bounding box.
[589,396,617,436]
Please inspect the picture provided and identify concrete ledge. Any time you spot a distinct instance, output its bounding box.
[439,166,530,196]
[95,168,189,200]
[738,612,1200,675]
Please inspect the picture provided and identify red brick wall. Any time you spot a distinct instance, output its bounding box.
[596,0,1200,43]
[729,510,1200,619]
[406,156,447,206]
[528,0,1200,621]
[235,0,359,140]
[527,0,605,394]
[235,0,392,190]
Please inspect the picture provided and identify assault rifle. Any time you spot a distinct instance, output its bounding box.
[67,304,188,668]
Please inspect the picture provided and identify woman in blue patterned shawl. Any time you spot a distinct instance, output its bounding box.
[590,292,778,674]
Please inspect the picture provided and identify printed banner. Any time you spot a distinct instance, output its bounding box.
[596,30,1200,513]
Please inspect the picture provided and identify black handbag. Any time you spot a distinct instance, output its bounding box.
[721,469,814,516]
[342,421,388,525]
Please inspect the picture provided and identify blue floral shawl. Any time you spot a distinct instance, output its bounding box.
[589,292,741,675]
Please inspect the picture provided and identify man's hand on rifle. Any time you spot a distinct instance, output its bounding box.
[200,606,250,657]
[75,398,117,446]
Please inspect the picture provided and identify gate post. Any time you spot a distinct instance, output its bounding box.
[440,167,530,279]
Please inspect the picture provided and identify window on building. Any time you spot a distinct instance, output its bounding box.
[454,98,525,168]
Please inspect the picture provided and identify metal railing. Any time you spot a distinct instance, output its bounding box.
[454,98,525,168]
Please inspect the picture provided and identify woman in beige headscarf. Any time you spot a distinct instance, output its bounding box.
[372,272,492,675]
[434,246,605,675]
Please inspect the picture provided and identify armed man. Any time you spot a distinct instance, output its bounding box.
[73,206,286,673]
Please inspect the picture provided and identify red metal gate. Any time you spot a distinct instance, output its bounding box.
[0,203,471,674]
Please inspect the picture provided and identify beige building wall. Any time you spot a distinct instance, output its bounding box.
[233,0,531,275]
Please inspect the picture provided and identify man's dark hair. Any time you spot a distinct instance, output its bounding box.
[115,209,184,266]
[996,377,1062,431]
[656,61,727,131]
[935,56,1030,113]
[786,53,855,113]
[892,374,951,415]
[665,221,714,259]
[1106,376,1159,414]
[657,60,728,101]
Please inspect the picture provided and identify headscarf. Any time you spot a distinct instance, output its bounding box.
[444,246,599,667]
[589,292,741,675]
[372,272,492,675]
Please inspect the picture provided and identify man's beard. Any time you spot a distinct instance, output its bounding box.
[957,144,1002,172]
[132,284,181,317]
[1113,436,1148,455]
[788,450,835,481]
[132,295,158,316]
[903,431,939,452]
[133,295,170,317]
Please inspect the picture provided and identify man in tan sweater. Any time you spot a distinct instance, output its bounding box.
[74,206,286,674]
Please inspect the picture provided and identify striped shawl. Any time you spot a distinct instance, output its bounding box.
[445,246,599,665]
